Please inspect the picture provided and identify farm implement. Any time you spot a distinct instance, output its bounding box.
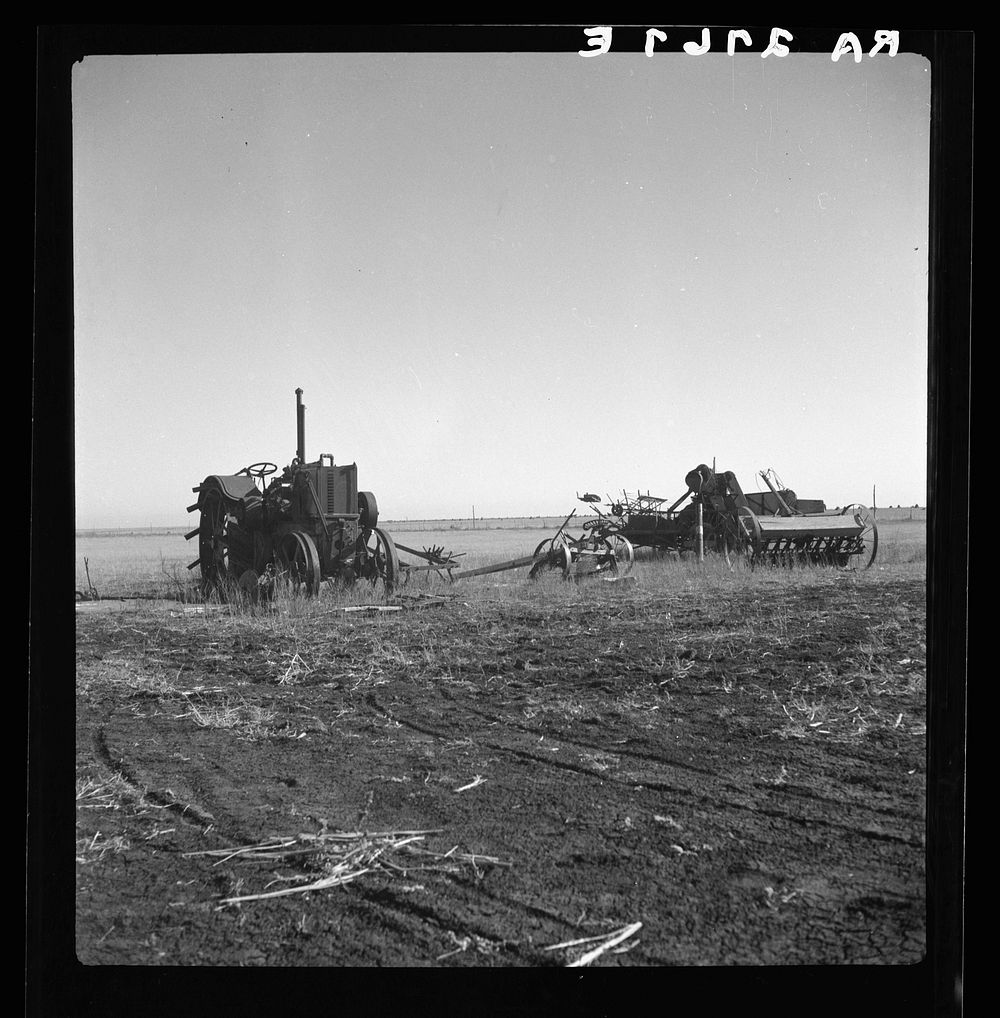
[185,389,460,599]
[184,393,873,602]
[579,465,877,568]
[448,509,635,583]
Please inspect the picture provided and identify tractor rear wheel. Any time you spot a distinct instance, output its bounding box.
[197,486,252,597]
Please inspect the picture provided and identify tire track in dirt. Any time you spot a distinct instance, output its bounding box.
[348,883,547,965]
[364,694,920,846]
[92,725,218,829]
[89,721,292,855]
[451,699,721,775]
[366,693,717,781]
[759,780,922,825]
[369,701,695,792]
[693,794,923,847]
[376,693,910,852]
[342,860,639,965]
[451,738,920,848]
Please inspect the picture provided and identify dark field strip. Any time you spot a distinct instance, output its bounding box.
[75,569,926,967]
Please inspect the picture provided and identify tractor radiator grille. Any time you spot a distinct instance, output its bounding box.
[326,471,337,514]
[318,464,358,516]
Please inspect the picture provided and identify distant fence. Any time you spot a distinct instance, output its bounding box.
[76,527,192,538]
[75,516,602,538]
[77,507,926,538]
[376,516,602,533]
[866,507,927,522]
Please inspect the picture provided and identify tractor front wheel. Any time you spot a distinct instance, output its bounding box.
[276,531,323,597]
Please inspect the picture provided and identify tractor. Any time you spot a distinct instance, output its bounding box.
[185,389,398,598]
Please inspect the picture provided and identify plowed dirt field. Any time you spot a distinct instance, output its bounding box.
[72,566,927,972]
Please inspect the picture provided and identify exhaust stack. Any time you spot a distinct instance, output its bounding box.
[295,388,306,463]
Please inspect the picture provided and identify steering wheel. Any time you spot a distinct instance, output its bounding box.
[240,462,278,479]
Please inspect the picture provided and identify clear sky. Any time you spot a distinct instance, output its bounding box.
[72,44,930,528]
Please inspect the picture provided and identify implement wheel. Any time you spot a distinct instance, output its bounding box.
[605,534,635,575]
[709,515,745,568]
[578,532,629,576]
[357,527,400,595]
[841,504,879,569]
[736,507,762,569]
[528,543,572,580]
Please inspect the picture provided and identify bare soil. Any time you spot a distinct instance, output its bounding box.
[71,568,927,972]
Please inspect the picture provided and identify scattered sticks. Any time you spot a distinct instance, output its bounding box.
[279,652,311,684]
[544,921,643,967]
[183,828,508,906]
[83,557,98,599]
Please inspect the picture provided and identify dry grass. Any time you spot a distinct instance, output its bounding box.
[183,698,277,736]
[76,773,141,811]
[76,653,181,699]
[75,772,156,864]
[76,830,131,861]
[183,828,509,906]
[76,516,924,601]
[76,524,925,760]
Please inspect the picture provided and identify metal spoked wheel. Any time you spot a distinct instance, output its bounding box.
[198,489,230,593]
[357,527,400,595]
[577,533,624,576]
[604,533,635,575]
[572,533,617,576]
[841,504,879,569]
[712,515,746,569]
[198,486,252,597]
[276,531,323,596]
[528,541,572,580]
[735,507,762,569]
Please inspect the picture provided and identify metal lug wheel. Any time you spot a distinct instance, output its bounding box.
[197,486,251,597]
[276,531,323,596]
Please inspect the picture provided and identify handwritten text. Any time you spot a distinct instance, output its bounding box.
[579,27,899,60]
